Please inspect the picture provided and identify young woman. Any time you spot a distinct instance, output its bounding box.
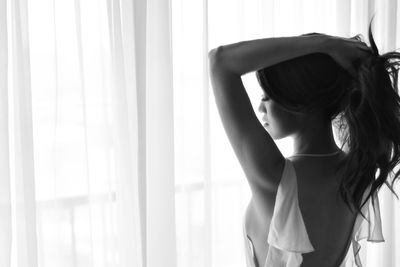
[208,18,400,267]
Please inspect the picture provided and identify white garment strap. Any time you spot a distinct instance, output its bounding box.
[290,150,342,157]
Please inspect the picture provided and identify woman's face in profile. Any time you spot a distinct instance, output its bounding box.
[258,92,300,140]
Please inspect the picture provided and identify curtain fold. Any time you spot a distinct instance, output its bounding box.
[10,0,38,266]
[1,0,177,266]
[132,0,147,265]
[0,0,11,266]
[146,0,177,266]
[108,0,139,265]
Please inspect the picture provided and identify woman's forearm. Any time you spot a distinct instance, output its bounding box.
[213,35,326,76]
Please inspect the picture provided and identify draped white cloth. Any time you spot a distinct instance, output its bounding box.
[0,0,399,267]
[0,0,176,266]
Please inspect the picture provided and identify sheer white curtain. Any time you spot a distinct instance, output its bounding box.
[1,0,400,267]
[0,0,176,266]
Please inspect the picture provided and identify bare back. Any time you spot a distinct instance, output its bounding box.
[244,152,358,267]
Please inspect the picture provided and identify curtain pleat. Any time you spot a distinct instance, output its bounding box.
[146,0,176,266]
[132,0,147,264]
[0,0,11,266]
[72,0,95,265]
[9,0,38,266]
[108,0,141,266]
[201,0,213,266]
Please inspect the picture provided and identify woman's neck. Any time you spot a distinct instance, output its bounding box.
[292,121,339,155]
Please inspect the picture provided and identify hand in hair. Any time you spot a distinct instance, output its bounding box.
[319,34,373,78]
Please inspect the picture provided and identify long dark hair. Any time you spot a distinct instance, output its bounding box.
[255,19,400,218]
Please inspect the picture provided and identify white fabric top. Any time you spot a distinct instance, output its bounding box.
[243,157,385,267]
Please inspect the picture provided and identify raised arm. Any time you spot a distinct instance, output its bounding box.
[208,33,370,199]
[211,33,371,77]
[210,35,325,76]
[207,35,325,196]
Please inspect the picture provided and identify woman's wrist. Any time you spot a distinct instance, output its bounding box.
[305,34,329,54]
[307,34,331,55]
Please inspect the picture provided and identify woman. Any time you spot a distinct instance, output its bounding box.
[208,18,400,267]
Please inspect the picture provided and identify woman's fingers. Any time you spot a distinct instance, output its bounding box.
[358,45,370,50]
[357,45,373,57]
[359,45,372,52]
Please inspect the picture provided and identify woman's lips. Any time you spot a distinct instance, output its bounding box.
[261,116,269,126]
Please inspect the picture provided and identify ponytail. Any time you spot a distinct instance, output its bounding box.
[335,18,400,218]
[255,18,400,218]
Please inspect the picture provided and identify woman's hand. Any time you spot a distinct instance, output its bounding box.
[309,33,373,77]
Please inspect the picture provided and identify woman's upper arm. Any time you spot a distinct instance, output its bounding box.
[208,49,285,192]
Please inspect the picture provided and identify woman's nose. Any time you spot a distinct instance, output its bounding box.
[258,102,265,113]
